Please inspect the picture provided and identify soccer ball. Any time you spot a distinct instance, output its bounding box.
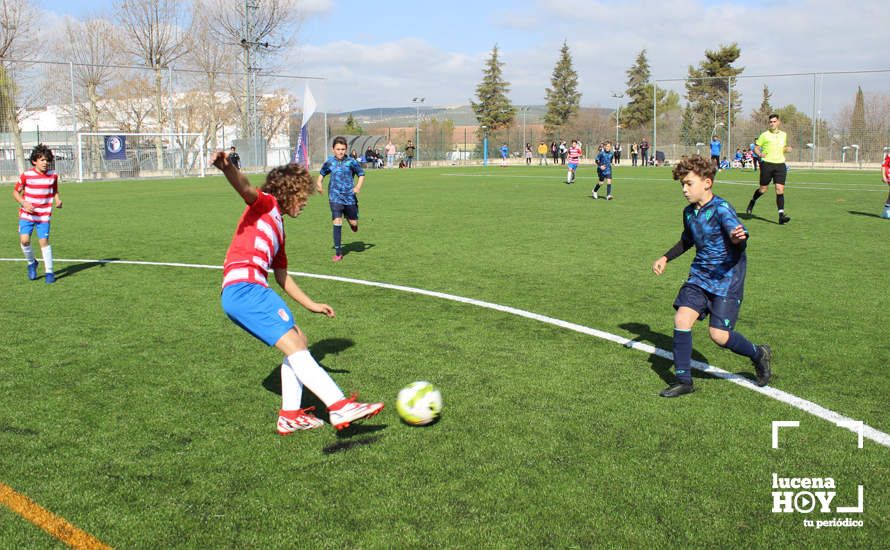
[396,381,442,426]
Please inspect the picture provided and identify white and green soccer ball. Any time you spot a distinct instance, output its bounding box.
[396,381,442,426]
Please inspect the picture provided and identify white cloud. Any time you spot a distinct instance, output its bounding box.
[289,0,887,118]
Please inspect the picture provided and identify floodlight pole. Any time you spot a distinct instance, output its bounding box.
[412,97,424,166]
[520,106,530,147]
[611,92,623,147]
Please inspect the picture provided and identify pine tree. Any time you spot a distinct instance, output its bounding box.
[850,86,866,154]
[685,43,744,143]
[543,41,581,137]
[679,103,696,146]
[471,44,516,138]
[621,49,679,131]
[343,113,364,135]
[750,84,774,124]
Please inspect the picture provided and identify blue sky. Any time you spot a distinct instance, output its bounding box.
[39,0,889,117]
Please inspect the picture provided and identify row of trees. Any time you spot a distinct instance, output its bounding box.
[0,0,303,172]
[469,41,889,162]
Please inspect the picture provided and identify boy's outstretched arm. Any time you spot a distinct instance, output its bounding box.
[653,236,693,275]
[315,174,325,194]
[211,151,257,204]
[274,268,335,317]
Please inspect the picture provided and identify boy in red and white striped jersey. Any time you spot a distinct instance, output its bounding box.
[13,144,62,284]
[212,151,383,435]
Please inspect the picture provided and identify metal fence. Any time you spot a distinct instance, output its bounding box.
[2,58,887,180]
[652,70,890,169]
[0,58,328,182]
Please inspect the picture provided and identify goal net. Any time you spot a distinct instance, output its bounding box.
[76,132,206,182]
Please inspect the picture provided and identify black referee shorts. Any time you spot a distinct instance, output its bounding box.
[759,161,787,186]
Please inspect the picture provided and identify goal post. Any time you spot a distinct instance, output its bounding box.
[76,132,206,182]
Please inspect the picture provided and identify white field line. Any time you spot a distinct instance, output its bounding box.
[440,173,887,192]
[3,256,888,449]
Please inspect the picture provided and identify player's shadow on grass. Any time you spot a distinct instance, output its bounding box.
[342,241,375,256]
[324,432,385,454]
[261,338,355,410]
[848,210,886,219]
[738,213,778,224]
[55,257,121,280]
[619,322,711,385]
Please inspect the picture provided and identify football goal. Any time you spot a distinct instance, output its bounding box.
[76,132,206,182]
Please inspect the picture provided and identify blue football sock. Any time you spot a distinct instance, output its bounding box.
[594,184,601,192]
[723,331,760,360]
[333,224,342,255]
[607,183,612,196]
[673,329,693,383]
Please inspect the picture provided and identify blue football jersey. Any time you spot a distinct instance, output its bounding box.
[596,150,614,174]
[319,156,364,205]
[680,195,747,298]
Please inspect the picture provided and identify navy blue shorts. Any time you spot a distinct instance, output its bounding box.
[597,170,611,182]
[330,201,359,221]
[673,283,742,331]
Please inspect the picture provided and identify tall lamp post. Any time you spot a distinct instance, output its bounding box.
[610,92,623,147]
[519,106,530,148]
[412,97,425,166]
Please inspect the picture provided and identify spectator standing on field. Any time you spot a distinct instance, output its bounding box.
[404,140,415,168]
[525,143,533,165]
[537,141,548,165]
[229,146,241,169]
[385,140,396,168]
[614,142,622,165]
[550,141,559,164]
[559,140,568,165]
[640,138,650,166]
[710,135,722,168]
[631,142,639,166]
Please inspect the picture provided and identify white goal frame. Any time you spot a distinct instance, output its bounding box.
[76,132,206,182]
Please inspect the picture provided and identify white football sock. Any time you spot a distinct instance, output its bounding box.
[21,244,35,263]
[286,350,345,407]
[41,245,53,273]
[280,359,304,410]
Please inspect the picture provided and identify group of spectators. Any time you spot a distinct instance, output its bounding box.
[528,138,655,166]
[732,144,761,170]
[345,140,416,169]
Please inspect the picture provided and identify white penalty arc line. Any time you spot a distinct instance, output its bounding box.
[4,256,889,449]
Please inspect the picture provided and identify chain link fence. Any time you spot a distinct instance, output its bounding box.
[0,58,328,182]
[652,70,890,169]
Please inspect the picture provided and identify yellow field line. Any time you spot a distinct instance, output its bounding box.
[0,482,112,550]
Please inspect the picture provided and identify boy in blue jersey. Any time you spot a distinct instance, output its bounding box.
[316,136,365,262]
[652,155,772,397]
[593,141,615,200]
[500,143,509,167]
[709,136,722,168]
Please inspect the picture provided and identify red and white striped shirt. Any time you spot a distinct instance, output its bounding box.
[222,190,287,289]
[567,146,583,164]
[16,169,59,223]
